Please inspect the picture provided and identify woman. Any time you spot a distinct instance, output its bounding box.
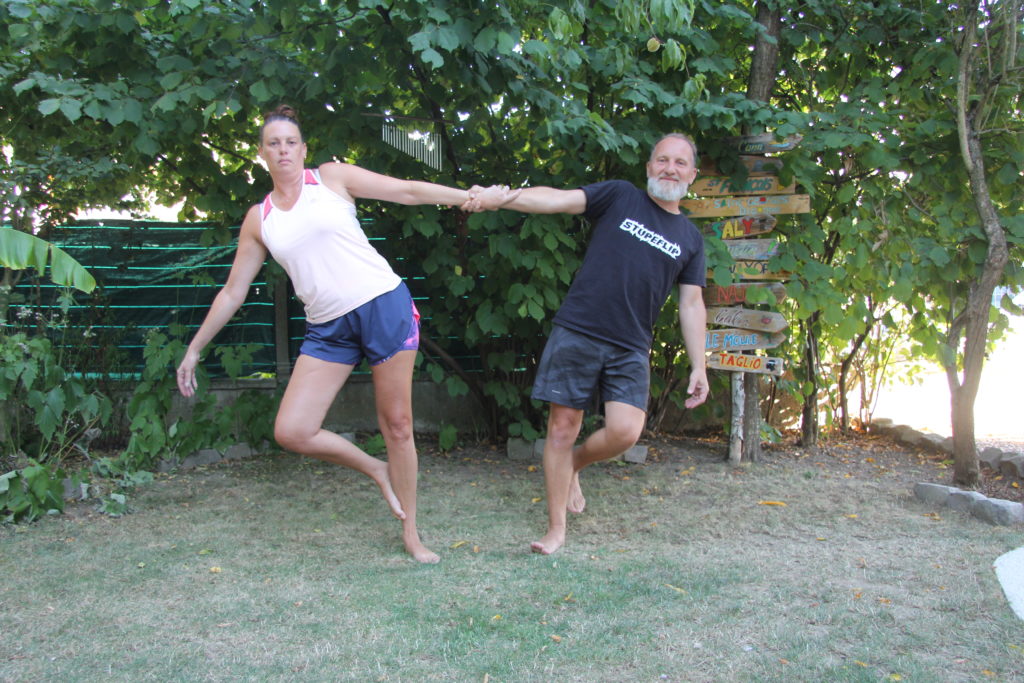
[176,105,508,563]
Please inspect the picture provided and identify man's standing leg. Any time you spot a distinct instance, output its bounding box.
[530,403,584,555]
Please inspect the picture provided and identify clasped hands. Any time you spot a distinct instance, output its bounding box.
[462,184,520,212]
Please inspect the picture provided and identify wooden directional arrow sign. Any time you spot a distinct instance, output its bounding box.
[727,260,791,280]
[700,155,784,177]
[692,175,795,197]
[703,214,777,239]
[705,328,785,352]
[707,351,785,376]
[707,306,787,333]
[725,238,778,261]
[704,282,787,306]
[682,194,810,218]
[725,134,802,154]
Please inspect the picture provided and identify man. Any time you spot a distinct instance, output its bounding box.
[477,133,709,554]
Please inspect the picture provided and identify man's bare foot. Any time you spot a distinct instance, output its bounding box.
[371,464,406,520]
[567,472,586,514]
[404,532,440,564]
[530,529,565,555]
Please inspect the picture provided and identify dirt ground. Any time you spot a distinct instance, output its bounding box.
[736,430,1024,504]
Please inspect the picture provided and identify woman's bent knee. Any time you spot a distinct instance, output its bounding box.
[275,422,314,453]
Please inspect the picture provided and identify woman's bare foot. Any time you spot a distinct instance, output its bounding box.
[370,463,406,520]
[530,527,565,555]
[567,472,586,514]
[404,530,440,564]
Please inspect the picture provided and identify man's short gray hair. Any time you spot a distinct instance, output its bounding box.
[650,133,698,162]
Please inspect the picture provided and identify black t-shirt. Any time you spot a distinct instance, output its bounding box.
[552,180,705,353]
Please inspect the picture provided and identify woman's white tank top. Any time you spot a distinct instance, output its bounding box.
[259,168,401,324]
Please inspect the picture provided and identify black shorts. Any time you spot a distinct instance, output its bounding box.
[531,325,650,411]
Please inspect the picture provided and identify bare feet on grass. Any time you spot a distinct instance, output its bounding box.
[404,530,440,564]
[530,527,565,555]
[567,472,586,514]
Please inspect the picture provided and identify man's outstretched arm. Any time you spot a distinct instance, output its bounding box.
[468,185,587,215]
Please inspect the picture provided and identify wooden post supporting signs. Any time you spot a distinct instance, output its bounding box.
[696,131,800,464]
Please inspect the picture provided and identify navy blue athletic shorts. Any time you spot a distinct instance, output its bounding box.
[299,282,420,366]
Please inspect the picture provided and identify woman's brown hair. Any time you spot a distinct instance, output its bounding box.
[260,104,302,143]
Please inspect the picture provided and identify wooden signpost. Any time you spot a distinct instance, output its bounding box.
[704,214,777,239]
[699,132,801,465]
[725,238,778,261]
[682,194,810,218]
[706,306,787,333]
[724,134,803,154]
[724,260,791,281]
[691,175,795,197]
[700,155,784,177]
[707,351,785,376]
[704,282,786,306]
[705,328,785,352]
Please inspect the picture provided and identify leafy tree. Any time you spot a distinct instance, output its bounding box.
[2,0,1020,456]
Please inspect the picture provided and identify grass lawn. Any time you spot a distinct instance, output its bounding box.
[2,434,1022,682]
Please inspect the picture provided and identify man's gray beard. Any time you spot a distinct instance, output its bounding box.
[647,176,689,202]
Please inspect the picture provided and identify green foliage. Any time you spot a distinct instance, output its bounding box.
[2,0,1020,444]
[121,331,272,472]
[0,227,96,293]
[0,330,113,467]
[361,433,386,456]
[0,461,66,522]
[437,423,458,453]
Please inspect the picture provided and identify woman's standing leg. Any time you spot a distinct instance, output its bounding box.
[371,349,439,564]
[274,354,405,519]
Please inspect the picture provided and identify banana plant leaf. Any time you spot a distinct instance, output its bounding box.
[0,227,95,293]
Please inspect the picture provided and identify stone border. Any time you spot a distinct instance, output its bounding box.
[870,418,1023,526]
[914,482,1024,526]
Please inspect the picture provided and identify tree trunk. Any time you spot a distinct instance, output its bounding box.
[800,315,820,449]
[746,3,781,103]
[837,322,872,432]
[739,1,782,461]
[742,372,761,461]
[729,372,744,465]
[946,5,1012,486]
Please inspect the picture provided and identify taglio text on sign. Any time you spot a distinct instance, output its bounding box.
[707,351,786,376]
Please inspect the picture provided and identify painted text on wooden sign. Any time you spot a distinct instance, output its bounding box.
[704,282,787,306]
[725,134,803,154]
[682,194,810,218]
[707,351,786,376]
[692,175,795,197]
[707,307,788,333]
[705,328,785,352]
[725,238,778,261]
[704,214,777,239]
